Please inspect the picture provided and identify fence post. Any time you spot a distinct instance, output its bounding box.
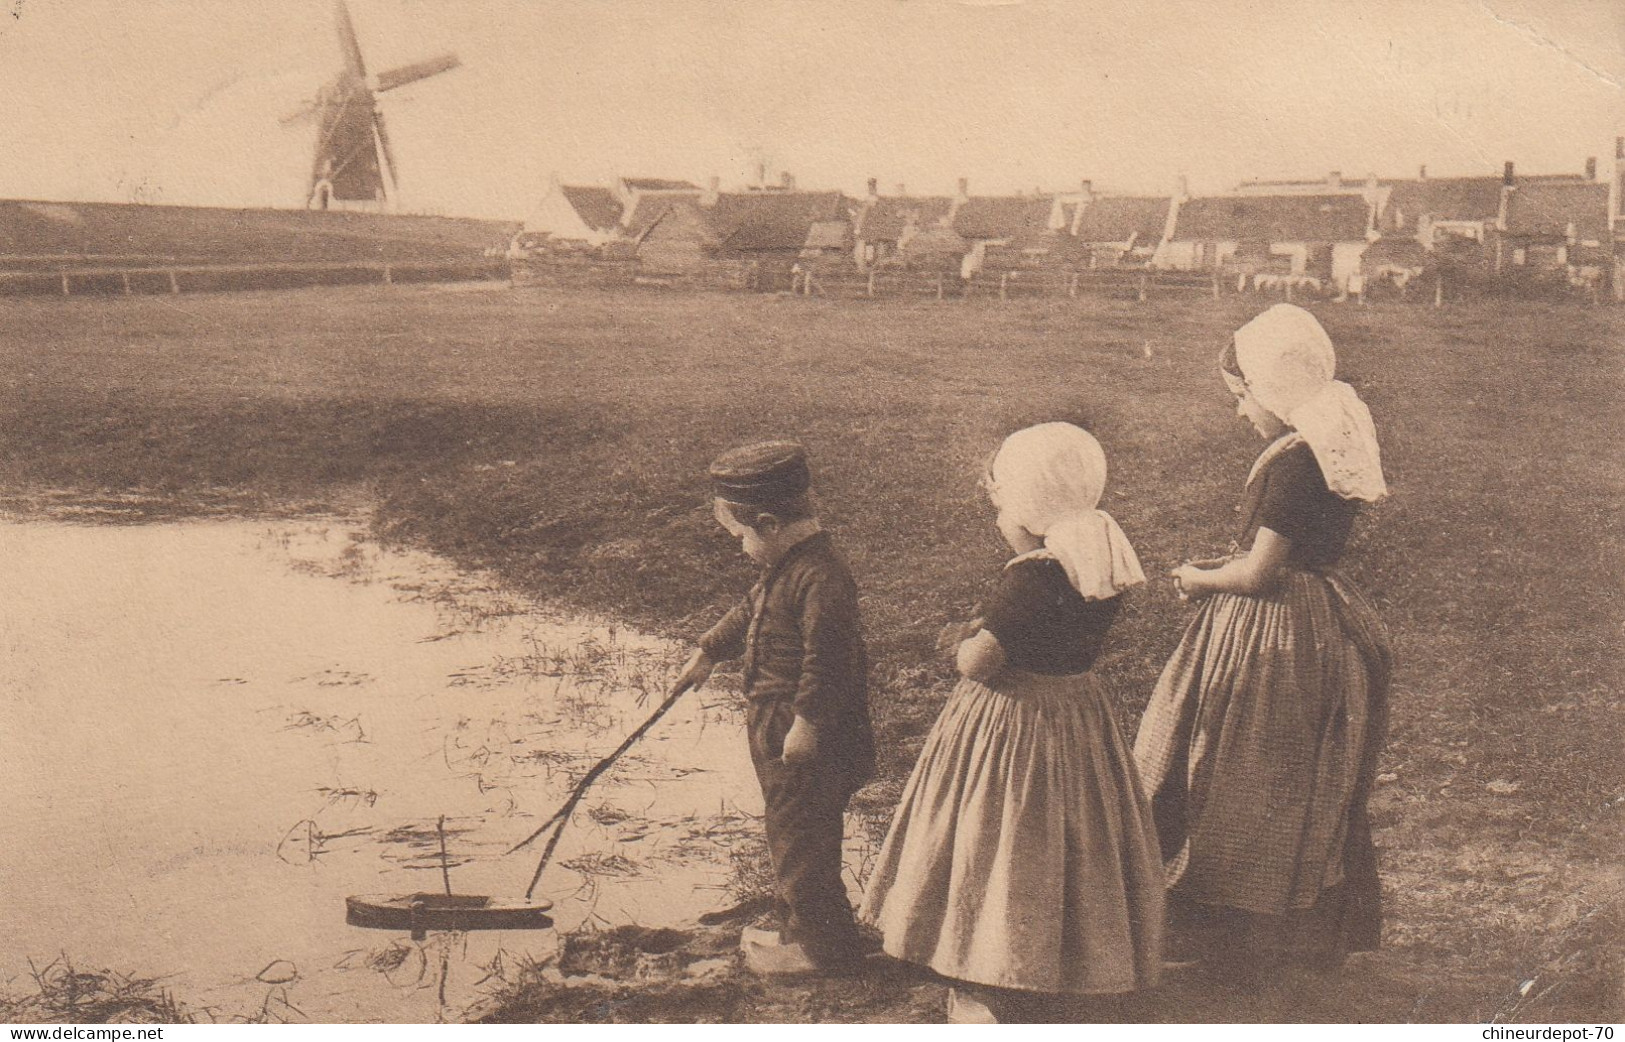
[383,264,393,285]
[1211,270,1220,299]
[1434,275,1443,308]
[936,273,944,301]
[1285,279,1294,303]
[121,272,132,296]
[1069,272,1079,299]
[1137,272,1148,302]
[999,273,1008,301]
[168,270,180,295]
[60,273,71,296]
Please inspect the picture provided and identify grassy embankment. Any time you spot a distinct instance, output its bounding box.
[0,284,1619,1022]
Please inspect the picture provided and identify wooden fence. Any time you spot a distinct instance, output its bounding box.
[0,258,508,298]
[794,267,1223,301]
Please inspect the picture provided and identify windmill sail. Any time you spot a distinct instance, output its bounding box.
[333,0,368,79]
[371,110,400,202]
[376,54,460,94]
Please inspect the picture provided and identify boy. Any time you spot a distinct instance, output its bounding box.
[673,439,875,975]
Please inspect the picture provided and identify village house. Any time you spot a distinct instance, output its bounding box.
[1498,178,1611,276]
[633,176,853,283]
[800,219,854,271]
[629,196,721,275]
[515,180,624,249]
[949,179,1060,276]
[511,155,1619,297]
[1379,162,1593,252]
[708,188,851,266]
[1379,172,1506,248]
[1156,192,1374,291]
[850,180,955,269]
[516,175,701,251]
[1069,193,1174,268]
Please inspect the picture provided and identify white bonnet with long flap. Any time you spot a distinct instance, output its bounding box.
[988,422,1147,600]
[1225,304,1388,503]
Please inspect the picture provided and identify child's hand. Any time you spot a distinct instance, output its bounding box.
[672,648,714,695]
[1170,564,1207,602]
[936,619,982,660]
[782,716,819,766]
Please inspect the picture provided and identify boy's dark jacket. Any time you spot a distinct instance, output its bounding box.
[699,531,875,790]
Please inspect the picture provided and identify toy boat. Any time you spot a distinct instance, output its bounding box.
[346,893,554,940]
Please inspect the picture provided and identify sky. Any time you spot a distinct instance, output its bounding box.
[0,0,1620,219]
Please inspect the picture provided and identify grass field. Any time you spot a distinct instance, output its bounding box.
[1,283,1619,1023]
[0,199,516,269]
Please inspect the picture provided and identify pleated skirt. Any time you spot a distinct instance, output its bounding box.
[860,671,1165,995]
[1132,569,1392,957]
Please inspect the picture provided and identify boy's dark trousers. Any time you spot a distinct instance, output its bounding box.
[746,695,862,966]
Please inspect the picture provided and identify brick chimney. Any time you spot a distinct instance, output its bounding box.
[955,178,970,202]
[1176,175,1190,202]
[756,161,767,189]
[703,176,720,207]
[1080,179,1094,201]
[1418,164,1427,181]
[1585,156,1597,181]
[780,171,796,191]
[1503,161,1515,186]
[866,177,878,200]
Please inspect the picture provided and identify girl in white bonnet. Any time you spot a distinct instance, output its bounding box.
[861,422,1164,1022]
[1134,304,1394,974]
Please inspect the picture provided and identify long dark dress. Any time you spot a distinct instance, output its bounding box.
[1132,436,1393,965]
[860,553,1164,994]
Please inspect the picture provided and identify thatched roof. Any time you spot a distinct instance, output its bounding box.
[1172,194,1369,242]
[854,196,954,241]
[1383,177,1504,230]
[1073,196,1172,244]
[710,191,850,251]
[952,196,1053,241]
[559,186,624,233]
[1503,181,1610,242]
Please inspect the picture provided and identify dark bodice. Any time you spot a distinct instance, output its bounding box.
[982,556,1120,675]
[1239,439,1359,569]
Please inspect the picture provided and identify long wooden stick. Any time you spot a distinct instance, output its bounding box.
[510,679,697,900]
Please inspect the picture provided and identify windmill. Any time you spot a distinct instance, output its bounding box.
[292,0,460,211]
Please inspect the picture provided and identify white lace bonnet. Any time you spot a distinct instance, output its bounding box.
[988,422,1147,600]
[1222,305,1388,503]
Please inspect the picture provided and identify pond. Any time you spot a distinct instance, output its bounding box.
[0,519,853,1022]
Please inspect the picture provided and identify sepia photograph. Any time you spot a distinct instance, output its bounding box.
[0,0,1620,1027]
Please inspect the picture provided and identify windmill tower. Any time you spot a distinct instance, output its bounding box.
[298,0,460,212]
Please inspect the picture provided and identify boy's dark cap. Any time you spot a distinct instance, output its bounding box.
[708,440,810,508]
